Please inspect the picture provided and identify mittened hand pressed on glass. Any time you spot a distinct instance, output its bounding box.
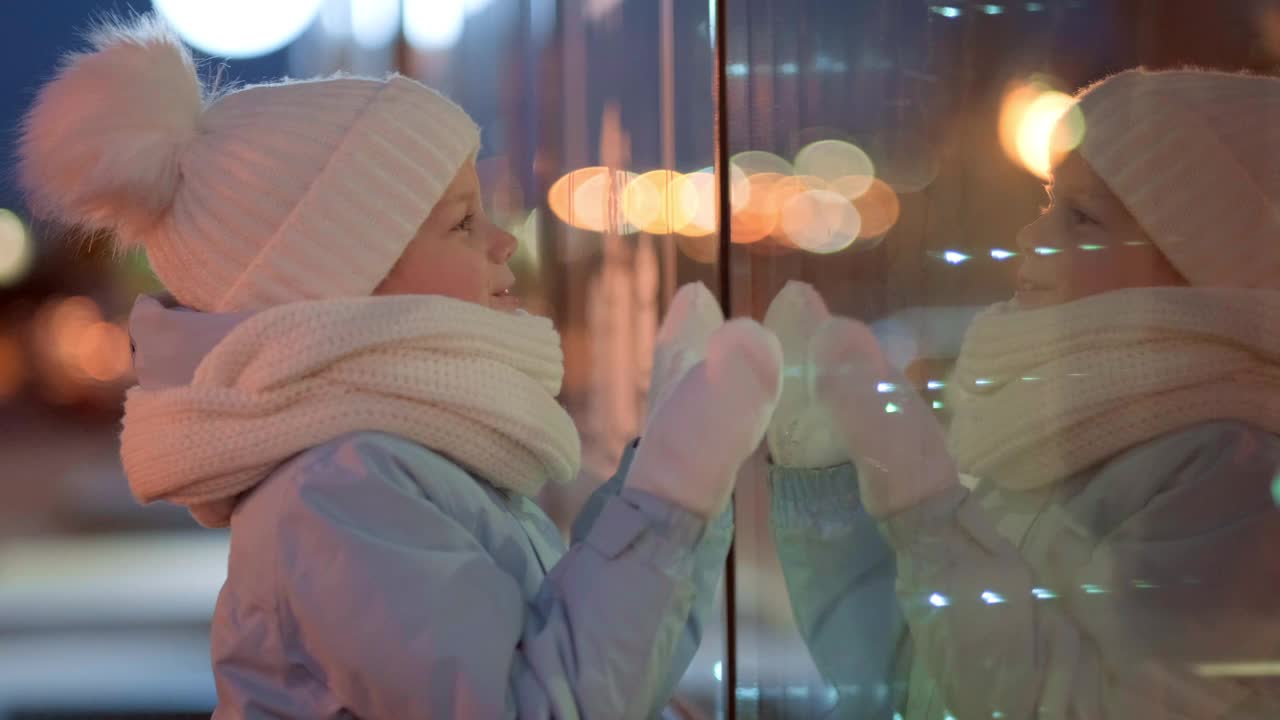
[646,282,725,425]
[810,316,959,518]
[628,318,784,519]
[762,281,849,469]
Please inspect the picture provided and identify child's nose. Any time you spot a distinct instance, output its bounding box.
[1015,217,1047,254]
[491,228,517,264]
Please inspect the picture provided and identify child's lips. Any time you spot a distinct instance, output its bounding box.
[1017,272,1053,292]
[491,289,521,311]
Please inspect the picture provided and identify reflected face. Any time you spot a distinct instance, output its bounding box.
[1013,152,1186,309]
[375,159,521,312]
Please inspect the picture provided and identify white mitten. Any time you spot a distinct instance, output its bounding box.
[811,317,958,518]
[628,318,784,519]
[647,282,725,423]
[763,281,848,469]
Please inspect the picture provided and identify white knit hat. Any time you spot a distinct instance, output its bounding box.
[19,16,480,312]
[1071,68,1280,290]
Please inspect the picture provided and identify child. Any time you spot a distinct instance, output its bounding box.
[765,68,1280,718]
[19,17,784,719]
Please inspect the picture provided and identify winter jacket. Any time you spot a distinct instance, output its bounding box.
[129,297,732,719]
[772,421,1280,719]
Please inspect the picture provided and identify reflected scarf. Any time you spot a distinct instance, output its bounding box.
[122,295,582,528]
[947,287,1280,489]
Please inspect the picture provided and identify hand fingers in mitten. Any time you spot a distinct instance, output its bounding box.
[811,317,957,517]
[629,318,783,518]
[762,281,847,468]
[657,282,724,347]
[648,282,726,421]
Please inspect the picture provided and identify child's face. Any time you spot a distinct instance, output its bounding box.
[375,159,520,312]
[1013,152,1185,309]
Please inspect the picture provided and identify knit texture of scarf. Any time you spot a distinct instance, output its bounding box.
[947,287,1280,489]
[121,295,582,528]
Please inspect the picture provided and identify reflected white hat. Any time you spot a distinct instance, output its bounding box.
[1073,69,1280,289]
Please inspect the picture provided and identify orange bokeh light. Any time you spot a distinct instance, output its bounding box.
[850,177,901,239]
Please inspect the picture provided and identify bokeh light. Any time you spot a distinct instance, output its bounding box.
[865,132,939,194]
[153,0,323,58]
[731,150,793,178]
[0,210,34,287]
[778,190,862,254]
[676,233,718,264]
[730,172,786,244]
[849,178,901,239]
[404,0,467,50]
[999,79,1086,179]
[622,170,700,235]
[349,0,400,48]
[0,335,25,400]
[35,296,132,388]
[670,170,717,237]
[769,176,827,247]
[547,167,637,234]
[794,140,876,194]
[77,323,133,383]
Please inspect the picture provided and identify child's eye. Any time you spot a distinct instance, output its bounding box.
[1067,206,1096,226]
[454,214,475,232]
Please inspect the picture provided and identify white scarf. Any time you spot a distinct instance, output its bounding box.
[947,287,1280,489]
[122,295,582,528]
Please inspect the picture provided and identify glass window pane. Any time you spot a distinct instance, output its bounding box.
[726,1,1280,718]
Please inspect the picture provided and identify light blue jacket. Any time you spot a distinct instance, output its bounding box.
[129,296,732,719]
[772,421,1280,719]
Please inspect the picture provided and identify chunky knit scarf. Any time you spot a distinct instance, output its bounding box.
[122,295,582,528]
[947,287,1280,489]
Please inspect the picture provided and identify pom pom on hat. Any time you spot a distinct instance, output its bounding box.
[19,15,202,248]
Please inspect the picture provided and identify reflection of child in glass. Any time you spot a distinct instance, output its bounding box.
[19,17,786,718]
[766,69,1280,719]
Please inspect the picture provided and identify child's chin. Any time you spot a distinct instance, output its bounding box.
[1013,289,1057,309]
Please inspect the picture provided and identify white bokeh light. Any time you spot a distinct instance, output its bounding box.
[404,0,467,50]
[350,0,401,49]
[153,0,324,59]
[0,210,33,287]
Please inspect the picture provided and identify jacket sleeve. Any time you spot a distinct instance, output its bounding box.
[269,435,711,720]
[571,439,735,715]
[880,422,1280,719]
[768,462,907,719]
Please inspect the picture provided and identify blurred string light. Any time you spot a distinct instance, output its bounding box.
[942,250,970,265]
[34,296,132,392]
[990,248,1017,261]
[404,0,466,50]
[929,5,963,18]
[0,210,34,287]
[349,0,400,49]
[1026,2,1047,10]
[547,139,901,260]
[547,167,637,234]
[153,0,323,58]
[980,4,1005,14]
[999,77,1086,179]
